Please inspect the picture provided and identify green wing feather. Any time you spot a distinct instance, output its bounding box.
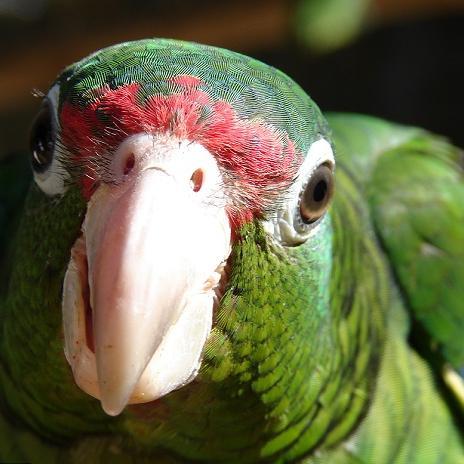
[327,112,464,397]
[369,136,464,368]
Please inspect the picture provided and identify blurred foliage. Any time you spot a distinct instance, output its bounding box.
[295,0,371,53]
[294,0,464,53]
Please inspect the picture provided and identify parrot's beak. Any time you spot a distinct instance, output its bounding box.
[62,134,231,416]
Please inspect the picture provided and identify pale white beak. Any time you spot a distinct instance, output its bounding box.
[63,134,231,416]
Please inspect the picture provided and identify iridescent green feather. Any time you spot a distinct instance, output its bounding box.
[57,39,328,157]
[0,40,463,463]
[328,113,464,369]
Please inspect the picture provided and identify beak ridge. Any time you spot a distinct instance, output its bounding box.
[64,151,231,415]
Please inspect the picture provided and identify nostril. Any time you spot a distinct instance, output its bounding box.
[123,153,135,175]
[190,169,203,192]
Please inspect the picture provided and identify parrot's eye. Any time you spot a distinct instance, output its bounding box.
[262,138,335,247]
[30,100,55,172]
[31,85,68,196]
[299,164,334,224]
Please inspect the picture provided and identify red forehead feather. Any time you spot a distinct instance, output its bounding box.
[60,76,301,224]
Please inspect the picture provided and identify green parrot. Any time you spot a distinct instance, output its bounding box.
[0,39,463,463]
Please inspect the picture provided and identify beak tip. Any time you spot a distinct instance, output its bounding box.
[100,394,128,417]
[98,371,135,417]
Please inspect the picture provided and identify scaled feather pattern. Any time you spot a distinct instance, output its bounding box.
[0,39,463,463]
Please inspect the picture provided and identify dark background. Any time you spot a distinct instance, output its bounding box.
[1,0,463,158]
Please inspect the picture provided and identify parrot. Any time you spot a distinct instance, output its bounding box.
[0,38,463,463]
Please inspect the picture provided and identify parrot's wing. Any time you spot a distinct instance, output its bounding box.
[0,151,31,288]
[327,113,464,404]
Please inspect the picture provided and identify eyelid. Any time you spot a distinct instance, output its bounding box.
[32,85,69,196]
[262,138,335,246]
[30,99,55,172]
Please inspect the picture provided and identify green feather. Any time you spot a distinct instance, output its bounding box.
[328,113,464,368]
[0,40,462,463]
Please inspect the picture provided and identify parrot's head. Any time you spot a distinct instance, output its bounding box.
[27,39,335,417]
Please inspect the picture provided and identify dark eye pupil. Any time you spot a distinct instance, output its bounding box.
[30,101,55,172]
[300,164,334,224]
[313,179,327,203]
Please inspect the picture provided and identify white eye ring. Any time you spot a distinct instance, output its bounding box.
[32,84,69,196]
[263,138,335,246]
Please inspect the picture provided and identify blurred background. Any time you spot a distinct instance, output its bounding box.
[1,0,463,159]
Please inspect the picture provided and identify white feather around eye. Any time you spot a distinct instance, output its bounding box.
[32,83,70,196]
[263,138,335,246]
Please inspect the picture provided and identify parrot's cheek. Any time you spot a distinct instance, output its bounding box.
[62,135,231,416]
